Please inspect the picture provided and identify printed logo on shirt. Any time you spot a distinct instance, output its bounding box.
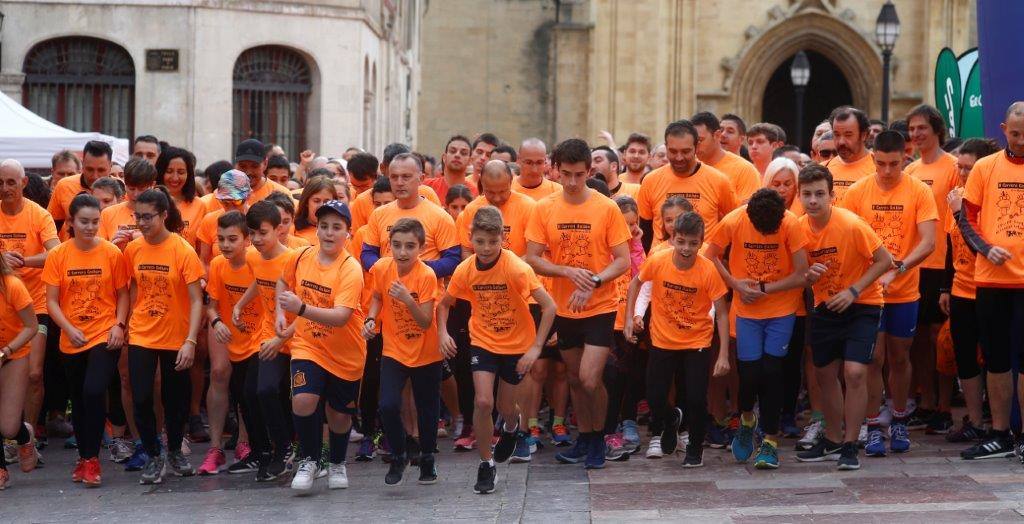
[994,183,1024,238]
[137,272,172,317]
[556,222,592,269]
[660,281,698,331]
[389,290,425,340]
[225,284,259,334]
[808,247,843,300]
[741,242,781,281]
[471,283,515,334]
[869,204,906,256]
[67,268,104,322]
[298,279,333,339]
[0,232,27,255]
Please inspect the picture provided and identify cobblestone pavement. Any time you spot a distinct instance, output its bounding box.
[5,430,1024,522]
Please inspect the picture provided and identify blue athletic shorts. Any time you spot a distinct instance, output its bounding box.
[879,301,919,338]
[735,314,796,362]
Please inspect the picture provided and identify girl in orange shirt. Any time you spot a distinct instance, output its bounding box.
[124,187,204,484]
[292,176,338,246]
[0,248,40,489]
[43,194,130,486]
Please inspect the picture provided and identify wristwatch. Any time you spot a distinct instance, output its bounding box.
[894,260,907,274]
[590,275,603,288]
[364,317,376,325]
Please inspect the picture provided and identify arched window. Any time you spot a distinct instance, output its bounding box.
[233,46,312,159]
[23,37,135,138]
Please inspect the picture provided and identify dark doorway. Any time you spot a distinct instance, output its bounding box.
[762,50,852,153]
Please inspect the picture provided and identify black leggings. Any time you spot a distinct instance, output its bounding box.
[128,346,191,456]
[379,357,441,459]
[975,287,1024,374]
[647,347,709,449]
[41,321,70,420]
[781,316,806,418]
[62,344,120,459]
[604,332,646,433]
[107,364,127,427]
[737,355,785,435]
[231,355,269,455]
[448,300,474,424]
[950,295,982,379]
[359,334,383,435]
[256,353,293,454]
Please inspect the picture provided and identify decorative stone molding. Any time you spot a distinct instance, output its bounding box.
[0,72,26,101]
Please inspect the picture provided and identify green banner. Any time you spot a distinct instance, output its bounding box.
[959,60,984,138]
[934,48,962,137]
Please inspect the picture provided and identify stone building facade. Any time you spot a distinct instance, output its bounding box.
[0,0,422,164]
[417,0,976,155]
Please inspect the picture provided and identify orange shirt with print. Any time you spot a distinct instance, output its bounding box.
[98,202,139,244]
[840,174,938,304]
[371,257,440,367]
[124,234,204,350]
[282,248,365,380]
[363,200,458,263]
[638,250,727,350]
[709,207,807,318]
[963,152,1024,287]
[947,206,976,300]
[447,251,542,354]
[525,190,632,318]
[176,198,207,247]
[512,177,560,201]
[0,274,35,360]
[456,192,536,256]
[906,152,959,270]
[708,151,762,203]
[798,207,885,307]
[824,153,874,202]
[637,163,738,241]
[42,240,129,354]
[207,255,261,361]
[350,186,441,232]
[0,199,59,313]
[246,248,295,353]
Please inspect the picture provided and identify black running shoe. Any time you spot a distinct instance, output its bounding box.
[493,425,519,464]
[385,454,407,485]
[946,416,986,443]
[795,438,842,462]
[473,461,496,494]
[661,407,682,455]
[418,454,437,484]
[961,434,1014,460]
[837,442,860,470]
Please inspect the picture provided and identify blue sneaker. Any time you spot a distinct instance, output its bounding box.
[780,413,800,438]
[753,440,779,469]
[585,434,605,470]
[551,424,572,447]
[124,443,150,472]
[555,433,589,464]
[510,433,532,463]
[731,419,756,463]
[621,420,640,454]
[705,421,731,449]
[865,427,886,457]
[890,422,911,453]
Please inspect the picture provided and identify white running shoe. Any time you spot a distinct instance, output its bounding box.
[797,420,823,450]
[646,436,664,459]
[291,458,320,491]
[328,463,349,489]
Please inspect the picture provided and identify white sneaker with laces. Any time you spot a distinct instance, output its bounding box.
[291,458,319,491]
[797,420,823,450]
[646,436,663,459]
[328,463,349,489]
[857,423,868,446]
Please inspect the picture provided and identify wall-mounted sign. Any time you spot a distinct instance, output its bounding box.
[146,49,179,72]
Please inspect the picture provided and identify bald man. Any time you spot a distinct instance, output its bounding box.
[457,160,537,258]
[0,159,60,437]
[514,139,560,201]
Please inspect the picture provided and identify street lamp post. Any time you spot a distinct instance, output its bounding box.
[790,51,811,151]
[876,1,901,124]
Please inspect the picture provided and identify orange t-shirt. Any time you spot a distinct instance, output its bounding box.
[363,200,458,264]
[293,226,319,247]
[200,193,220,213]
[456,192,536,256]
[0,199,59,313]
[963,151,1024,287]
[246,248,295,353]
[98,202,139,245]
[638,250,726,350]
[610,182,640,200]
[42,239,129,354]
[840,175,938,304]
[906,152,959,270]
[370,257,440,367]
[637,163,738,241]
[512,177,560,201]
[350,186,441,232]
[124,234,204,350]
[282,248,365,381]
[709,207,807,319]
[47,174,89,223]
[176,198,208,247]
[824,152,874,202]
[207,255,261,361]
[947,204,976,300]
[423,175,479,204]
[446,250,542,354]
[285,234,311,250]
[347,226,374,319]
[798,207,885,307]
[0,274,35,360]
[525,190,632,318]
[708,151,762,203]
[248,178,291,207]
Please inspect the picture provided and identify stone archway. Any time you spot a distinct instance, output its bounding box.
[728,10,883,124]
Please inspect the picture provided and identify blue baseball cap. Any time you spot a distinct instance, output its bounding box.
[314,200,352,227]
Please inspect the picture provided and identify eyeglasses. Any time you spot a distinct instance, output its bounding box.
[818,149,837,159]
[220,199,244,207]
[133,212,159,223]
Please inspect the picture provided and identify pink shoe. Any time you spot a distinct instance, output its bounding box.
[198,447,226,475]
[453,432,476,451]
[234,442,251,462]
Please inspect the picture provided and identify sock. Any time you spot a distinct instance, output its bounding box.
[763,437,778,448]
[866,412,882,429]
[503,420,518,434]
[528,418,539,430]
[892,409,908,421]
[14,423,30,445]
[741,413,757,428]
[483,458,495,467]
[553,416,565,427]
[292,412,323,461]
[811,410,824,422]
[329,429,351,464]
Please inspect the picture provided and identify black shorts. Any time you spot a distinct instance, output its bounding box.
[470,346,524,385]
[290,359,360,414]
[531,303,561,361]
[809,303,882,367]
[917,268,947,325]
[555,312,616,350]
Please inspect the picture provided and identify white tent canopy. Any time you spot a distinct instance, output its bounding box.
[0,91,130,169]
